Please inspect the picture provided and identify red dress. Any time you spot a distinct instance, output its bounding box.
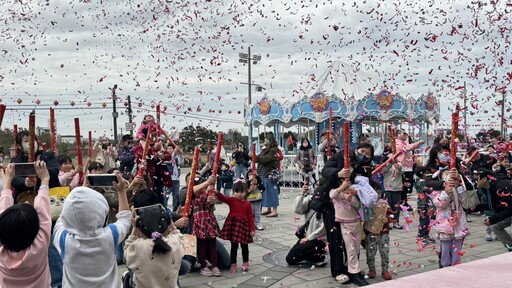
[217,193,255,244]
[192,192,221,239]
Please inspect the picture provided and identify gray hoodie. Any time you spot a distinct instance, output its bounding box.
[53,187,131,288]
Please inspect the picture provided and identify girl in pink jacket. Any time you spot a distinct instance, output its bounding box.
[0,162,52,288]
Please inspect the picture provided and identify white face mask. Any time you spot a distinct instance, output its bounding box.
[437,152,450,163]
[22,141,38,152]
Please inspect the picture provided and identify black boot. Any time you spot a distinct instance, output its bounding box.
[350,272,369,286]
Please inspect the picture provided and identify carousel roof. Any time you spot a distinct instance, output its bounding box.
[245,62,440,128]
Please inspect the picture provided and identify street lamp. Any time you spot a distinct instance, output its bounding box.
[239,47,262,147]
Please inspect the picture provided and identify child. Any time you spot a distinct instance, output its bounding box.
[0,162,52,288]
[431,168,470,268]
[136,114,155,140]
[414,166,436,246]
[215,179,255,273]
[124,205,185,288]
[247,174,264,231]
[380,148,404,229]
[53,171,131,287]
[330,178,369,287]
[364,188,394,280]
[57,154,81,189]
[218,163,234,197]
[192,176,222,277]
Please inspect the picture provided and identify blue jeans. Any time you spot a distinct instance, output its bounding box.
[49,235,63,287]
[234,164,248,179]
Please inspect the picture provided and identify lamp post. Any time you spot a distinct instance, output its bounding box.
[239,47,262,147]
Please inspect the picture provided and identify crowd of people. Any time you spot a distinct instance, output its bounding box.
[1,117,512,287]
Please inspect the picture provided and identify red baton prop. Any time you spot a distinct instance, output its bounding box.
[388,125,396,153]
[137,124,153,177]
[372,150,405,176]
[343,122,350,169]
[450,109,459,169]
[13,124,19,156]
[251,143,256,177]
[209,133,224,195]
[0,104,6,129]
[50,107,56,153]
[28,111,36,162]
[156,104,161,138]
[183,146,200,218]
[466,150,479,164]
[156,124,177,148]
[74,118,84,185]
[328,107,333,157]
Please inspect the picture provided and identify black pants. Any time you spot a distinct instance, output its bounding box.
[286,239,326,265]
[401,171,414,204]
[230,241,249,264]
[322,204,348,277]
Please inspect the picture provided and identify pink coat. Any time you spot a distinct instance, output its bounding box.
[0,186,51,288]
[432,190,470,241]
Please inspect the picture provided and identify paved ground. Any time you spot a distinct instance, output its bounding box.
[118,186,511,288]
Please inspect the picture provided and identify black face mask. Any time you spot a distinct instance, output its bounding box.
[355,153,371,165]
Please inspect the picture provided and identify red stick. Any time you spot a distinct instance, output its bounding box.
[74,118,84,185]
[156,124,177,148]
[211,133,224,179]
[0,104,6,129]
[137,124,153,177]
[88,131,93,158]
[450,110,459,169]
[50,107,56,153]
[388,125,396,153]
[328,107,333,157]
[251,143,256,177]
[466,150,479,164]
[13,124,18,156]
[183,146,200,218]
[209,133,224,196]
[372,150,405,176]
[206,140,211,163]
[156,104,161,138]
[343,122,350,169]
[28,111,36,162]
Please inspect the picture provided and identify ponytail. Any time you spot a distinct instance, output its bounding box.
[136,206,172,255]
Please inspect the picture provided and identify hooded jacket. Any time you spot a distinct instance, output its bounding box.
[0,186,51,288]
[53,187,131,288]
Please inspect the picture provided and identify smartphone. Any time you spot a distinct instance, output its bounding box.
[87,174,119,187]
[135,204,165,215]
[14,163,37,176]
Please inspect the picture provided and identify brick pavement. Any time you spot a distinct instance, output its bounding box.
[118,187,511,288]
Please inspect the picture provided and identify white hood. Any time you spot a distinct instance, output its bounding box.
[60,186,109,236]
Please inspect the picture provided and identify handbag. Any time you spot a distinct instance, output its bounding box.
[295,212,316,239]
[461,189,480,209]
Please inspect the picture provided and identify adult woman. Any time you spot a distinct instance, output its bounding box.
[257,132,280,217]
[294,138,316,183]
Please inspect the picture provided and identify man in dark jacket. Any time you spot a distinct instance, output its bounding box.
[232,143,250,179]
[117,134,135,177]
[484,179,512,251]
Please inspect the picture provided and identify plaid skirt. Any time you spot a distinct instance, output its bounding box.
[221,216,253,244]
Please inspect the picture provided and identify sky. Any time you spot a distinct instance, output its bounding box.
[0,0,511,140]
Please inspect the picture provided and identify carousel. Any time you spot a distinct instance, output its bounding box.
[244,61,441,156]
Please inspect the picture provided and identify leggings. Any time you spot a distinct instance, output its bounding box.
[197,238,218,268]
[230,241,249,264]
[440,239,464,267]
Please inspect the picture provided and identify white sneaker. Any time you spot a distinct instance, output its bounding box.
[255,224,264,231]
[485,233,493,241]
[316,254,329,267]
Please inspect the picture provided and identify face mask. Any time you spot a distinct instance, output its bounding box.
[302,143,308,147]
[437,153,450,163]
[22,141,37,152]
[355,153,371,165]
